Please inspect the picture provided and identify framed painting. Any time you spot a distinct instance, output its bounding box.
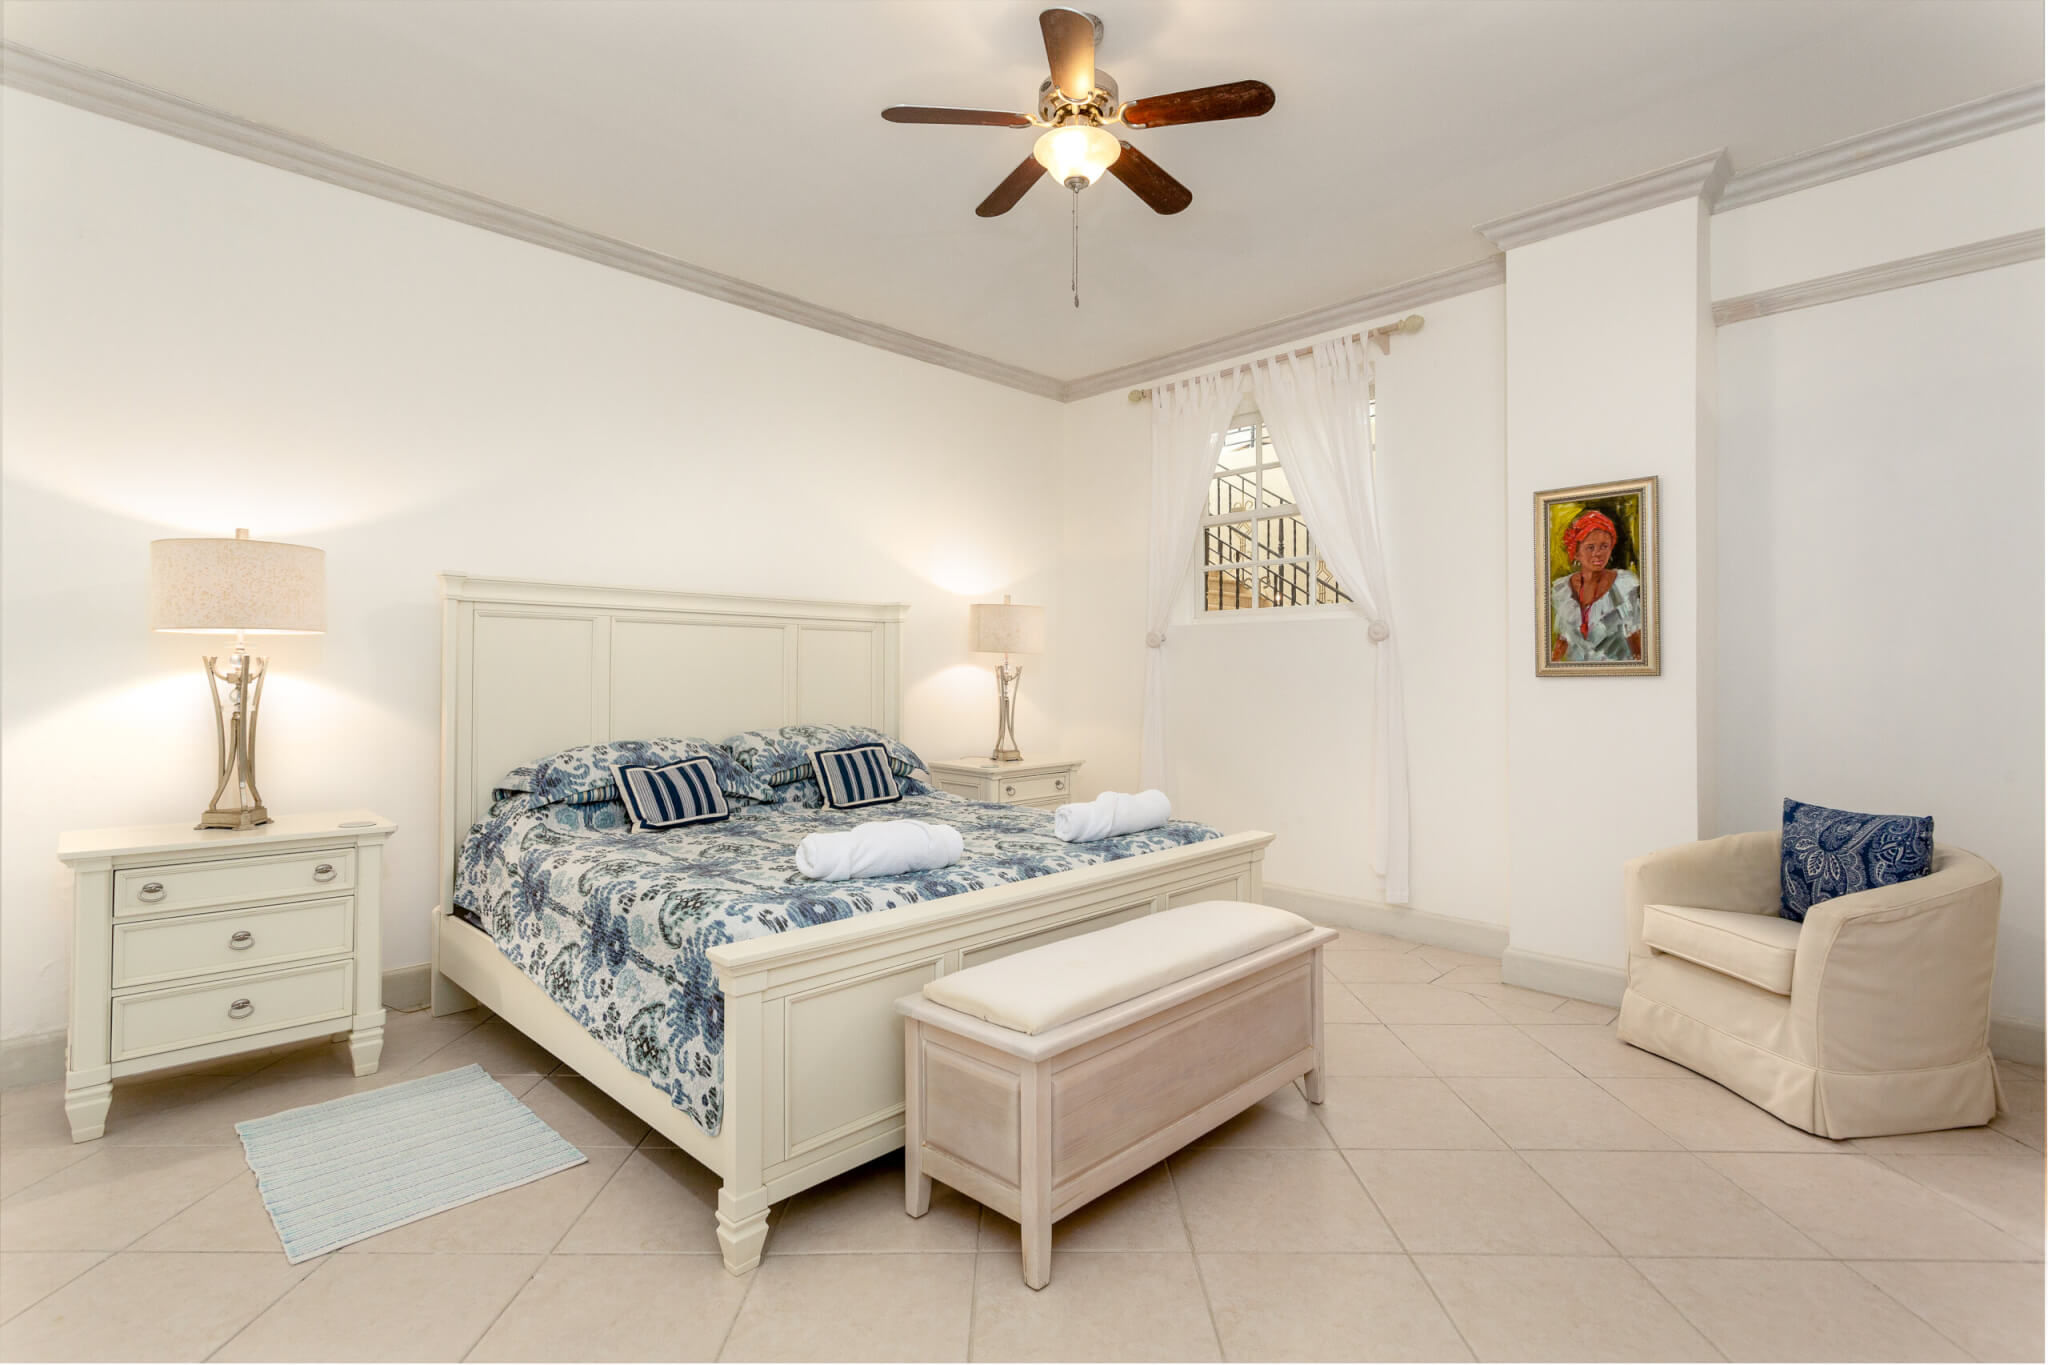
[1534,476,1660,676]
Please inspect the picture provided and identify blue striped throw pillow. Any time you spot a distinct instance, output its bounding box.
[810,743,903,810]
[610,758,731,833]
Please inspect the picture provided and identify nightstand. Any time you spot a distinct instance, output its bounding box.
[55,811,396,1142]
[927,757,1084,811]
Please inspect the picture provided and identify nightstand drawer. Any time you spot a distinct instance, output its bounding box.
[994,771,1072,805]
[114,848,356,918]
[111,959,354,1062]
[112,896,355,989]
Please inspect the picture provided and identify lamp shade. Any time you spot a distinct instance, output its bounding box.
[150,531,325,634]
[970,596,1045,655]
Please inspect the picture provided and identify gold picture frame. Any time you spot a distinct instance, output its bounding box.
[1534,476,1660,677]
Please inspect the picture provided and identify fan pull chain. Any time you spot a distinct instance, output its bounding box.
[1071,185,1081,309]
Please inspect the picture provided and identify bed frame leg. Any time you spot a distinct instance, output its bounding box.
[904,1020,932,1217]
[1019,1059,1053,1290]
[717,1185,771,1274]
[430,917,482,1017]
[1304,946,1327,1104]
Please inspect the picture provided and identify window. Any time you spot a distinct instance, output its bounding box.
[1198,412,1351,613]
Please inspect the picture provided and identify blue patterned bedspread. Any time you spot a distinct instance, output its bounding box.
[453,793,1219,1135]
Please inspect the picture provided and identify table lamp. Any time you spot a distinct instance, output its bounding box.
[969,595,1045,763]
[150,528,325,829]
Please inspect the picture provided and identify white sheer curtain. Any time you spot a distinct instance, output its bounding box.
[1141,369,1246,794]
[1250,336,1411,904]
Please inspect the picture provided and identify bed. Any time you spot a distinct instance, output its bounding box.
[431,574,1274,1273]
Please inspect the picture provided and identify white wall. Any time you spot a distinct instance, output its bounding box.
[1708,125,2045,1031]
[1054,390,1151,799]
[1502,198,1718,982]
[1716,263,2045,1027]
[0,90,1066,1044]
[1713,126,2045,299]
[1058,287,1513,925]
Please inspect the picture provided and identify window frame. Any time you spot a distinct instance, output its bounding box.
[1189,407,1357,624]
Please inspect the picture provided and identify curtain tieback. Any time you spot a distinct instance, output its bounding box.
[1367,620,1391,643]
[1146,631,1167,649]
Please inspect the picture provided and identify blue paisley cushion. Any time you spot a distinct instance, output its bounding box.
[495,738,774,812]
[1780,798,1934,922]
[492,764,540,801]
[721,724,926,789]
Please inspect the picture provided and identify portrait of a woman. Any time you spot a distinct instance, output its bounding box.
[1550,509,1642,663]
[1534,476,1659,676]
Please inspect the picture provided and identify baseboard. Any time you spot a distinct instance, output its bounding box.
[382,962,431,1013]
[1,964,436,1090]
[0,1030,65,1092]
[1500,946,1628,1008]
[1990,1015,2046,1067]
[1262,883,1510,958]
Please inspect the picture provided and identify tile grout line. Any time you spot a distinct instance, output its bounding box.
[1314,1087,1487,1364]
[0,1147,98,1204]
[961,1238,982,1364]
[204,1249,336,1361]
[1161,1159,1228,1362]
[457,1121,644,1362]
[1433,1048,1737,1362]
[1835,1256,2002,1359]
[1856,1147,2045,1254]
[0,1247,111,1328]
[709,1151,771,1363]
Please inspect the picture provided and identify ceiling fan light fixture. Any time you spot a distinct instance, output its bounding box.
[1033,122,1120,189]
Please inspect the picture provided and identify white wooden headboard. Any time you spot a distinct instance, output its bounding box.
[437,573,907,906]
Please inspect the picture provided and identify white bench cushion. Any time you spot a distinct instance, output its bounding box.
[922,900,1313,1035]
[1642,902,1802,996]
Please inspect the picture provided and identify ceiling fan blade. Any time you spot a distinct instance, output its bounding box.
[976,156,1048,217]
[1108,142,1193,214]
[1120,80,1275,129]
[881,105,1033,127]
[1040,7,1098,99]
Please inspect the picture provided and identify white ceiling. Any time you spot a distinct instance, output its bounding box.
[4,0,2041,383]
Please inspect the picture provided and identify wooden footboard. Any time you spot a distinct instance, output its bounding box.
[432,829,1272,1274]
[703,828,1271,1271]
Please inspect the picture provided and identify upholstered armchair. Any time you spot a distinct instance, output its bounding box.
[1617,831,2003,1139]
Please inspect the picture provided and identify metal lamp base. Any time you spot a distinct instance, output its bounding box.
[198,803,271,831]
[197,651,272,831]
[990,659,1025,763]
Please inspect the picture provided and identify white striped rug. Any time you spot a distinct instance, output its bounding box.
[236,1063,586,1262]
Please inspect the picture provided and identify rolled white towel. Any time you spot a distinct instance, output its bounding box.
[796,820,964,881]
[1053,789,1173,842]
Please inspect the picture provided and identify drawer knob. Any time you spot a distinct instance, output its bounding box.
[229,929,255,950]
[1054,778,1066,791]
[139,882,166,902]
[227,998,254,1020]
[1004,785,1017,797]
[312,863,337,882]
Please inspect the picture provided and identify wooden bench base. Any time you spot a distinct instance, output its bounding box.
[899,929,1333,1289]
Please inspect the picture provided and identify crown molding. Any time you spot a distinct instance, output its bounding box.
[1058,255,1507,400]
[0,41,1068,401]
[1714,228,2042,326]
[1475,150,1730,252]
[1716,83,2045,213]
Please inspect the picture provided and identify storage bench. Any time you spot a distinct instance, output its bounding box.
[896,900,1334,1288]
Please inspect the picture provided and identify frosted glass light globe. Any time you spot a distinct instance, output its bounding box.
[1033,123,1121,187]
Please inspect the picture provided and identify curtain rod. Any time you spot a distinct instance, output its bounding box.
[1124,314,1424,403]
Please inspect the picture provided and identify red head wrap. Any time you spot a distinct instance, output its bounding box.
[1563,509,1618,562]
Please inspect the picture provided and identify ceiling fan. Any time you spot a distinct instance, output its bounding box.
[881,7,1275,224]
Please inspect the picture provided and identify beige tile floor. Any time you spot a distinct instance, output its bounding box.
[1,927,2040,1362]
